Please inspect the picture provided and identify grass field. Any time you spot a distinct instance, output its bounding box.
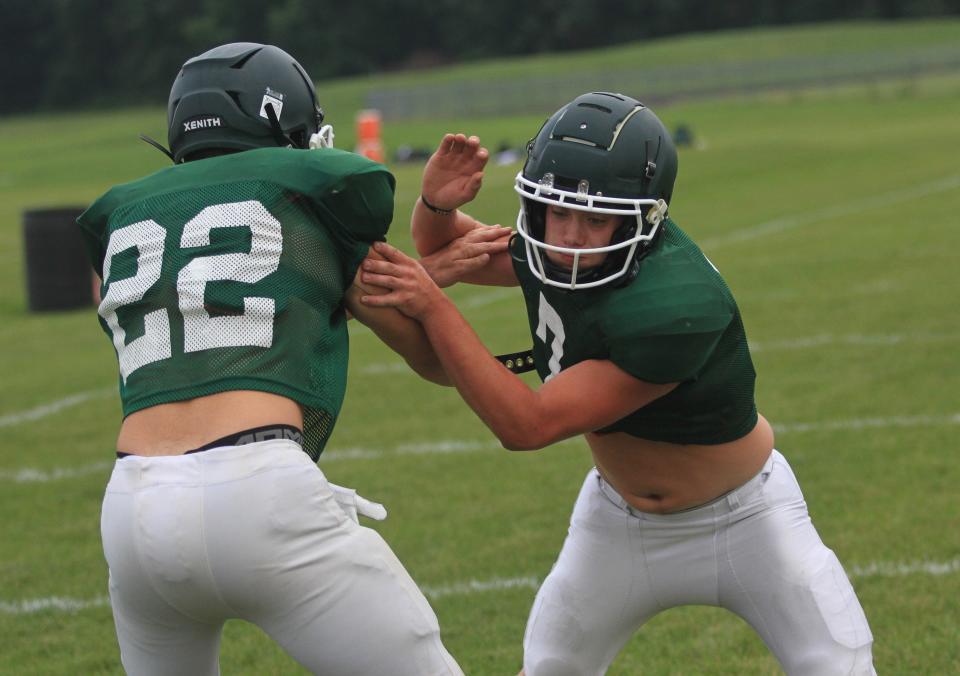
[1,19,959,675]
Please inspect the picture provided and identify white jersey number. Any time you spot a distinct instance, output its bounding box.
[535,292,565,382]
[178,201,282,353]
[98,200,282,382]
[99,219,171,382]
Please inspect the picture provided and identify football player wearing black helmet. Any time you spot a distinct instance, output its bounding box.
[80,42,465,675]
[362,93,875,675]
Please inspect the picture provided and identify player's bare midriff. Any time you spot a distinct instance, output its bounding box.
[115,390,303,456]
[588,414,774,514]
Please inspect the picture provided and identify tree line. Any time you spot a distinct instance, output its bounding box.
[3,0,958,116]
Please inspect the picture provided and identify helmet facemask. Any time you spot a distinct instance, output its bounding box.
[515,172,668,290]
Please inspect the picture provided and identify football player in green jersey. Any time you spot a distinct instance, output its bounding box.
[78,43,469,675]
[361,92,876,675]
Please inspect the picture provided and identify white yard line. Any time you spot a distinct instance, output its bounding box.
[4,410,959,483]
[357,362,411,375]
[0,388,114,428]
[357,331,956,374]
[700,173,960,251]
[749,332,955,353]
[774,413,960,434]
[0,462,113,484]
[4,557,958,614]
[848,559,960,578]
[422,576,541,599]
[0,596,110,614]
[459,287,519,309]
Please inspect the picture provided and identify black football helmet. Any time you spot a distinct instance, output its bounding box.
[166,42,331,163]
[515,92,678,289]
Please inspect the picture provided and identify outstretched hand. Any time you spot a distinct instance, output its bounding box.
[361,242,445,320]
[420,225,511,288]
[421,133,489,211]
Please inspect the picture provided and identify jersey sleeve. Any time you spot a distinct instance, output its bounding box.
[316,168,395,243]
[302,161,396,287]
[76,194,115,278]
[292,150,396,244]
[601,280,734,384]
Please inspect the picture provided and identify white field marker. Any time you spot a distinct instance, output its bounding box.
[700,173,960,251]
[0,388,114,428]
[3,411,959,484]
[3,557,958,614]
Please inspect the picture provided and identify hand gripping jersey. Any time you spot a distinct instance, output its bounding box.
[512,220,758,444]
[78,147,394,460]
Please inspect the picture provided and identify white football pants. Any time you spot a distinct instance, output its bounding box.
[100,439,462,676]
[523,450,875,676]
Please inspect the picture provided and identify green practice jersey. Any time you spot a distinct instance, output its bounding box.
[512,220,758,445]
[78,147,395,460]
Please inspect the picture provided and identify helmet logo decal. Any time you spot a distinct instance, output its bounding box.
[258,87,285,121]
[182,116,224,132]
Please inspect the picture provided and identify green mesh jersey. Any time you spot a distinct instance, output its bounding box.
[77,147,395,460]
[512,219,758,445]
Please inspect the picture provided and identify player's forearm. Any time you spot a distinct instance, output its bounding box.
[411,199,481,256]
[344,279,452,386]
[418,297,551,450]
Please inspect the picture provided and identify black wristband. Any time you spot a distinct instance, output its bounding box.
[420,194,454,215]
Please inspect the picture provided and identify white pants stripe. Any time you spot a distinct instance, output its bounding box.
[100,439,462,676]
[523,450,875,676]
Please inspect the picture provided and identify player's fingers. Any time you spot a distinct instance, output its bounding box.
[454,133,468,154]
[462,145,488,172]
[449,133,467,155]
[437,133,456,156]
[458,253,490,272]
[465,225,509,242]
[477,239,510,254]
[359,293,398,307]
[462,239,508,260]
[362,258,402,276]
[361,271,402,289]
[372,241,412,263]
[465,171,484,194]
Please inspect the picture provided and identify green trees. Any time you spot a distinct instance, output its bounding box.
[1,0,957,115]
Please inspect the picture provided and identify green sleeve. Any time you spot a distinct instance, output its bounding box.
[306,166,396,286]
[601,281,733,384]
[317,168,395,243]
[75,198,112,279]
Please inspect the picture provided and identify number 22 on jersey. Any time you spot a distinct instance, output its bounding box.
[98,200,282,383]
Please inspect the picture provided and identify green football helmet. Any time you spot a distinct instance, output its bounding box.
[167,42,331,163]
[514,92,678,289]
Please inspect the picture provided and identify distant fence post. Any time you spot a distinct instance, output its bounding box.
[22,207,97,312]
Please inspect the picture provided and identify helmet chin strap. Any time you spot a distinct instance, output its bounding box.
[309,124,335,149]
[264,103,295,148]
[138,134,176,163]
[265,101,334,150]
